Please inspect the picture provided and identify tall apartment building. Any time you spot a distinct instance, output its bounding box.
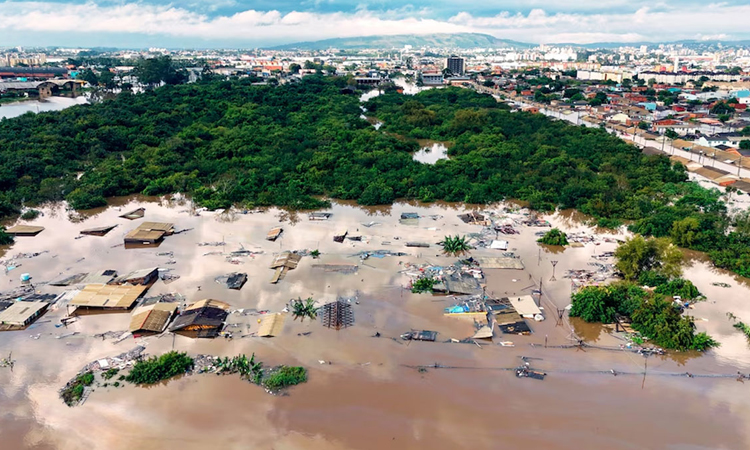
[446,55,464,76]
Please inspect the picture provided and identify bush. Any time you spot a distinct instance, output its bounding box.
[654,278,702,300]
[0,227,13,245]
[60,371,95,406]
[538,228,569,246]
[125,351,194,385]
[20,209,40,220]
[263,366,307,391]
[411,277,437,294]
[102,368,119,380]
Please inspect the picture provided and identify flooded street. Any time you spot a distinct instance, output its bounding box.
[1,198,750,449]
[0,97,88,120]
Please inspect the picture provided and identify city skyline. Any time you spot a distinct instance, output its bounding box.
[1,1,750,48]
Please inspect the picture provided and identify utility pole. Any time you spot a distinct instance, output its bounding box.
[550,260,558,281]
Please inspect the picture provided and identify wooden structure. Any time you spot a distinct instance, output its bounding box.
[269,251,302,284]
[119,207,145,220]
[320,299,354,329]
[169,299,230,338]
[69,284,148,311]
[5,225,44,236]
[266,227,283,241]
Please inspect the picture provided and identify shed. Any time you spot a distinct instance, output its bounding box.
[129,302,177,334]
[0,301,48,328]
[270,251,302,284]
[5,225,44,236]
[69,284,148,310]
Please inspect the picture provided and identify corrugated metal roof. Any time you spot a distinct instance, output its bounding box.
[129,304,176,333]
[186,299,230,311]
[0,301,47,325]
[70,284,148,308]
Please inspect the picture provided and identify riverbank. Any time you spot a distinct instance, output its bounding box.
[1,198,749,449]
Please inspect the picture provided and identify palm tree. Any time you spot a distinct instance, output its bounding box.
[291,297,318,321]
[440,235,471,256]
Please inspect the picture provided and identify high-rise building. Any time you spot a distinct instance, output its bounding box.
[446,55,464,76]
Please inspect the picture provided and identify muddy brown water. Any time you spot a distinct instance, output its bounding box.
[1,198,750,449]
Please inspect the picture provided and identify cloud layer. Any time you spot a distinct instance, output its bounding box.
[1,1,749,47]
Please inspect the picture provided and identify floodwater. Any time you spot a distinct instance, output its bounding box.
[1,198,750,449]
[412,142,449,164]
[0,97,89,120]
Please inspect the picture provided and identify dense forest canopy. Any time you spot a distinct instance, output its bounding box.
[0,77,747,276]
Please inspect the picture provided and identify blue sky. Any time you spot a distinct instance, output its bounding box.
[1,1,749,48]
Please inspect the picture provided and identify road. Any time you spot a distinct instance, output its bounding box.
[481,86,750,180]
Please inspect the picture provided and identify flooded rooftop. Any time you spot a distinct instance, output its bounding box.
[1,197,750,449]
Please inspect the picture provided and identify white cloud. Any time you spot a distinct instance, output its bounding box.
[0,1,747,45]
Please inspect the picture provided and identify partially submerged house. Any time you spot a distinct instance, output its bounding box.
[169,299,230,338]
[5,225,44,237]
[80,225,117,236]
[0,301,48,330]
[69,284,149,312]
[258,312,287,337]
[119,207,145,220]
[266,227,283,241]
[129,302,178,335]
[308,212,332,221]
[124,222,175,245]
[117,268,159,286]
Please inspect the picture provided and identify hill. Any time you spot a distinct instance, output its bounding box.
[269,33,532,50]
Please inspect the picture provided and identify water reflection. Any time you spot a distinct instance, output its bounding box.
[413,143,449,164]
[0,96,89,120]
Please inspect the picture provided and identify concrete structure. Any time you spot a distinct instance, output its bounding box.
[446,56,464,76]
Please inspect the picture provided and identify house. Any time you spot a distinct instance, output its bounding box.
[5,225,44,237]
[124,221,175,245]
[169,299,230,338]
[69,284,149,311]
[118,267,159,285]
[0,301,48,329]
[129,302,177,335]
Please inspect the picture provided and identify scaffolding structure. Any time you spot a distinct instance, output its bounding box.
[320,299,354,329]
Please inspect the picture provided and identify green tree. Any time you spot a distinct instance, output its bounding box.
[739,140,750,150]
[538,228,569,246]
[615,236,683,281]
[289,63,301,74]
[440,235,471,256]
